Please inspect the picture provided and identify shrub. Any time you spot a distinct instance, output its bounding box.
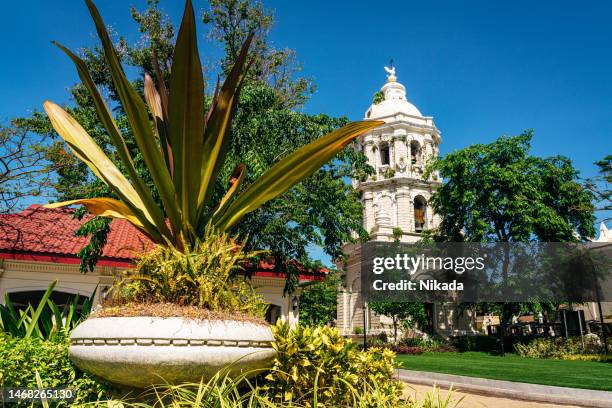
[558,354,612,363]
[265,322,404,406]
[94,373,459,408]
[353,326,364,335]
[0,333,111,406]
[110,227,268,318]
[388,345,424,355]
[0,280,94,340]
[399,337,455,352]
[450,335,523,354]
[515,336,609,360]
[367,335,455,354]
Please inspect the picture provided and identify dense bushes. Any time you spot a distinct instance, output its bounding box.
[0,323,463,407]
[399,337,456,352]
[449,335,528,354]
[0,333,112,406]
[265,322,404,406]
[515,336,611,362]
[0,281,94,341]
[368,335,455,355]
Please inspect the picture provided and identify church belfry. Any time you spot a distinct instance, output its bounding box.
[336,66,443,336]
[356,66,442,242]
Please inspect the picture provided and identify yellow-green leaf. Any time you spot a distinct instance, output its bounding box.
[44,198,146,229]
[52,41,170,240]
[43,101,158,233]
[85,0,181,239]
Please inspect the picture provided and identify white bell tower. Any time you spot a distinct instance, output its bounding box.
[356,67,442,242]
[336,67,444,336]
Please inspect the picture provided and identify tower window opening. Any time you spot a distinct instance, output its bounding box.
[414,196,427,232]
[410,141,421,165]
[380,143,390,166]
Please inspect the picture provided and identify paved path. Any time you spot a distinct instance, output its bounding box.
[397,369,612,408]
[403,382,584,408]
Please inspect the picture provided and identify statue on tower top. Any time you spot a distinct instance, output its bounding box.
[384,58,397,82]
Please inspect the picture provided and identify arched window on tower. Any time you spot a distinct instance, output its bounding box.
[414,195,427,232]
[380,143,390,166]
[410,141,421,165]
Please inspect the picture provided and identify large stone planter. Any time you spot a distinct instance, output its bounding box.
[69,316,276,388]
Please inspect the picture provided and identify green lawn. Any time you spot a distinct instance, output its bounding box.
[396,352,612,391]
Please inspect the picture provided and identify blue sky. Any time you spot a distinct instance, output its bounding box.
[1,1,611,264]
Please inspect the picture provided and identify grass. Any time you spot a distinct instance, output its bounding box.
[396,352,612,391]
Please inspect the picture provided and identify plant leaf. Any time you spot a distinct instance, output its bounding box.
[196,32,254,222]
[52,42,170,238]
[152,50,169,119]
[144,72,173,174]
[214,121,383,231]
[46,299,63,332]
[25,280,57,338]
[85,0,181,239]
[44,198,148,231]
[211,164,246,223]
[43,102,162,242]
[168,0,205,229]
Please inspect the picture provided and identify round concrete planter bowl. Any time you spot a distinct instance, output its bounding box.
[69,316,276,388]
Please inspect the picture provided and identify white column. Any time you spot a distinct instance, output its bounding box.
[363,190,374,232]
[396,187,411,234]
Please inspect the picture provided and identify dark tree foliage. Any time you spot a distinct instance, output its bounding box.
[584,155,611,222]
[298,269,341,326]
[202,0,314,108]
[13,0,372,289]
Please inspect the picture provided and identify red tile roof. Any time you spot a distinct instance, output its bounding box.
[0,205,326,280]
[0,205,151,261]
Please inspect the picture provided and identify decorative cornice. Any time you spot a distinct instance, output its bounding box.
[357,177,442,190]
[71,338,273,348]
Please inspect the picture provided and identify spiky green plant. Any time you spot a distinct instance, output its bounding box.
[0,280,95,339]
[43,0,382,248]
[109,226,268,317]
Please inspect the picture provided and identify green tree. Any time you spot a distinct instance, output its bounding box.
[368,301,426,342]
[584,155,611,222]
[298,268,340,326]
[14,0,372,293]
[0,125,55,213]
[425,132,596,353]
[426,132,595,243]
[202,0,313,108]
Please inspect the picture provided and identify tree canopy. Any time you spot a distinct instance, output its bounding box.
[585,155,611,222]
[425,131,596,243]
[298,269,341,326]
